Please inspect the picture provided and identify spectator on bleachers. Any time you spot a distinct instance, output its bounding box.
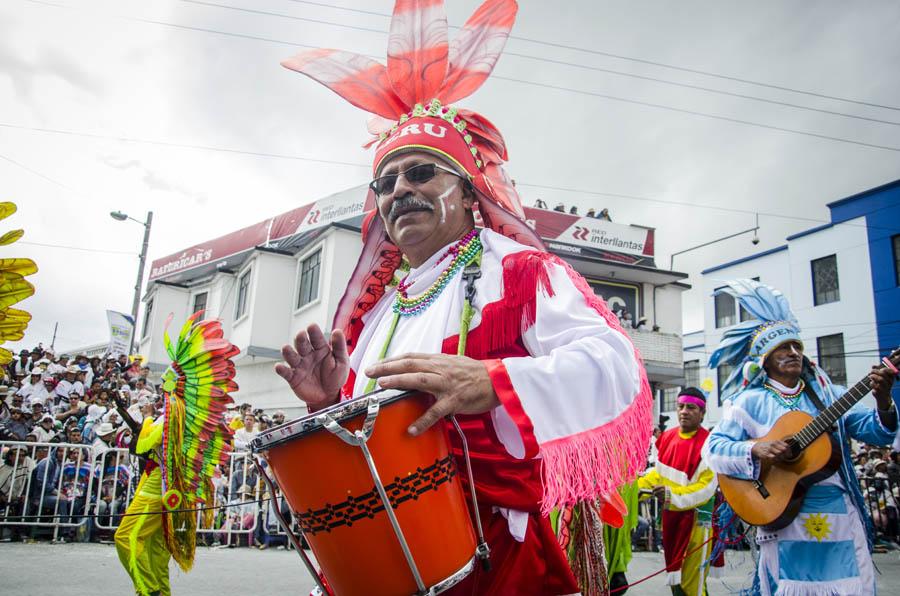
[233,415,259,451]
[3,409,30,441]
[31,415,56,443]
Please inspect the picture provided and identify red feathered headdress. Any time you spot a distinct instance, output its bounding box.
[282,0,544,349]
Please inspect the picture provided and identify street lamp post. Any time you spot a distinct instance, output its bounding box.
[111,210,154,355]
[669,213,759,270]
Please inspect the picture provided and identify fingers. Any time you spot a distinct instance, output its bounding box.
[293,329,313,357]
[331,329,349,364]
[307,324,328,350]
[365,354,437,378]
[274,363,292,381]
[281,344,302,369]
[408,396,454,436]
[376,371,443,392]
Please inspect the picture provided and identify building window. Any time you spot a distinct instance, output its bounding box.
[739,304,753,322]
[297,249,322,309]
[893,234,900,286]
[142,299,153,339]
[811,255,840,305]
[661,387,680,413]
[817,333,847,387]
[717,363,735,407]
[235,269,251,319]
[684,360,700,389]
[714,292,736,328]
[192,292,208,320]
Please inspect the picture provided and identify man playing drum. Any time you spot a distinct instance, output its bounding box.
[275,1,653,593]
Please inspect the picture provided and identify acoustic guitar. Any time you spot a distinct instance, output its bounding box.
[718,347,900,530]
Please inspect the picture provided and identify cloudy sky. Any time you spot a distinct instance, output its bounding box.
[4,0,899,354]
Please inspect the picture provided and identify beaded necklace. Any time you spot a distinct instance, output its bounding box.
[393,229,481,317]
[764,379,806,410]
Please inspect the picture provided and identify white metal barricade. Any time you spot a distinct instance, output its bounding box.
[1,441,268,545]
[0,441,99,541]
[195,450,260,546]
[89,447,137,530]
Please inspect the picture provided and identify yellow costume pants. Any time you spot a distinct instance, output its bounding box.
[675,524,714,596]
[115,470,171,596]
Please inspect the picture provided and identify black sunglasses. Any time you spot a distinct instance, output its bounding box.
[369,163,464,197]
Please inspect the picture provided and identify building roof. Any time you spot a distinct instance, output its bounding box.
[785,222,834,241]
[701,244,788,275]
[826,177,900,210]
[147,186,670,286]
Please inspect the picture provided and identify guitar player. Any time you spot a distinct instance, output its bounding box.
[704,279,897,595]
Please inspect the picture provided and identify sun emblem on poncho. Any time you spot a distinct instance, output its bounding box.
[802,512,832,541]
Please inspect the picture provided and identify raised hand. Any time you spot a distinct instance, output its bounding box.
[275,324,350,410]
[364,352,500,436]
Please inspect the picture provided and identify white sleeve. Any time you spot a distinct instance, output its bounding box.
[492,263,641,451]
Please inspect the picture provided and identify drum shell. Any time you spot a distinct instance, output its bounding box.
[262,393,477,596]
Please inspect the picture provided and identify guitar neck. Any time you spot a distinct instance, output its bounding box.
[793,377,871,450]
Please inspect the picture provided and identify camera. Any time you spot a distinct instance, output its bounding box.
[751,235,760,245]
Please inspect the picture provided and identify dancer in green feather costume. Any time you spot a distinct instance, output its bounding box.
[114,311,239,595]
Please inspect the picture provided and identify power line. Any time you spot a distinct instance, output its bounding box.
[19,241,136,256]
[6,120,899,235]
[492,75,900,153]
[183,0,900,127]
[279,0,900,112]
[21,0,900,154]
[0,152,84,195]
[0,122,370,168]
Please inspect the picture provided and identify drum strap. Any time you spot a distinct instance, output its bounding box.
[362,248,484,394]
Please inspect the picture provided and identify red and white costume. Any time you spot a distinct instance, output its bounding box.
[282,1,654,592]
[342,229,651,594]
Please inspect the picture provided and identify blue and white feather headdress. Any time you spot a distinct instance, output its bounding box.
[708,279,803,401]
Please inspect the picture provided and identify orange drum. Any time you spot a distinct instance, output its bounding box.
[253,390,481,596]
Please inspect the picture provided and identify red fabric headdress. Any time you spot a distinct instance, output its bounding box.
[282,0,544,347]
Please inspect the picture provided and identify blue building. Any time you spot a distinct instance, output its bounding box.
[680,178,900,424]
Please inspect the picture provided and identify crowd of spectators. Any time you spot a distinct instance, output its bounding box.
[853,444,900,549]
[0,345,293,548]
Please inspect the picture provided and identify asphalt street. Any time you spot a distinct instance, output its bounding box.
[2,542,899,595]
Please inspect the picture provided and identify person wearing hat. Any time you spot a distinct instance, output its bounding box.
[638,387,722,593]
[704,280,898,595]
[46,354,67,376]
[91,421,117,458]
[17,369,49,408]
[53,366,78,403]
[31,414,56,443]
[2,408,29,441]
[276,3,651,592]
[7,349,32,380]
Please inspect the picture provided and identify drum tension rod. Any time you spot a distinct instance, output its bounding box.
[450,415,492,572]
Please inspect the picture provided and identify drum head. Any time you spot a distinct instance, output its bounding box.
[252,389,417,453]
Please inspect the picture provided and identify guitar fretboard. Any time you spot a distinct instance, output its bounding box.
[794,377,872,449]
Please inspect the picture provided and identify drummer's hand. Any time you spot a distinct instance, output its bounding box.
[364,353,500,436]
[275,324,349,409]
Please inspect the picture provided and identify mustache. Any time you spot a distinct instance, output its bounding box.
[388,195,434,223]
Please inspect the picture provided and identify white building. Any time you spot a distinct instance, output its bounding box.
[140,185,690,420]
[679,178,900,425]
